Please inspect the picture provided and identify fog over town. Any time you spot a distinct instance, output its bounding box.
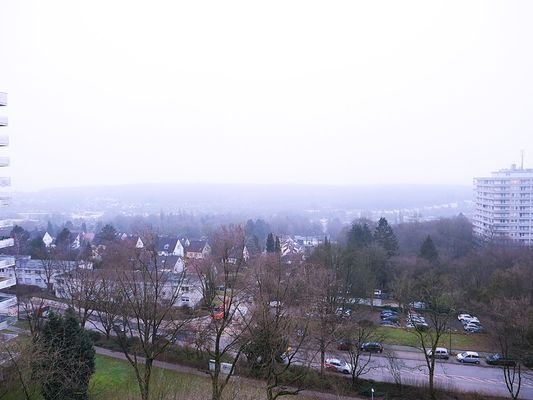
[1,2,533,400]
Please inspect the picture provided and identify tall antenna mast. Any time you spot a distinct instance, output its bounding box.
[521,149,525,170]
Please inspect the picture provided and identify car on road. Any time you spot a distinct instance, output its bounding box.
[456,351,480,364]
[360,342,383,353]
[426,347,449,360]
[485,353,516,367]
[324,358,352,374]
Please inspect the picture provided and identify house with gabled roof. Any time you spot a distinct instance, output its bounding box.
[157,236,185,257]
[227,245,249,264]
[186,240,211,259]
[157,255,185,274]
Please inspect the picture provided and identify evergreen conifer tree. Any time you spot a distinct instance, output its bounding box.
[266,233,275,253]
[347,223,373,249]
[374,217,399,257]
[419,235,438,263]
[275,236,281,253]
[36,308,95,400]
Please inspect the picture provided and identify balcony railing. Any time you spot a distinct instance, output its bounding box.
[0,294,17,309]
[0,238,14,249]
[0,277,16,290]
[0,256,15,269]
[0,92,6,106]
[0,116,6,126]
[0,136,8,146]
[0,157,9,167]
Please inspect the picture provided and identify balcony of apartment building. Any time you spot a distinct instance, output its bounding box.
[0,237,14,249]
[0,136,8,147]
[0,219,12,230]
[0,293,16,310]
[0,256,15,269]
[0,92,6,106]
[0,276,16,290]
[0,157,9,167]
[0,116,6,127]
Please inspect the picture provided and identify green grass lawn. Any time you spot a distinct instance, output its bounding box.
[376,327,494,351]
[88,354,326,400]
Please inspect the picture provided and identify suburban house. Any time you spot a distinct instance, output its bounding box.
[157,236,185,257]
[121,234,145,249]
[227,245,250,264]
[157,255,186,274]
[186,240,211,259]
[0,255,92,290]
[54,265,203,309]
[176,274,203,308]
[42,231,54,247]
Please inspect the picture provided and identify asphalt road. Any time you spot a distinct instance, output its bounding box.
[293,345,533,399]
[83,316,533,399]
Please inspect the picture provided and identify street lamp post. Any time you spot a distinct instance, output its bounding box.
[371,387,374,400]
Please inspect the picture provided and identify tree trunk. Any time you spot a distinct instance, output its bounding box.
[140,358,153,400]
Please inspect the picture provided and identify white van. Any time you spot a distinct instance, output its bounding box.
[426,347,449,360]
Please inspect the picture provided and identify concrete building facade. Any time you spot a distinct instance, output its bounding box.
[474,165,533,245]
[0,92,16,330]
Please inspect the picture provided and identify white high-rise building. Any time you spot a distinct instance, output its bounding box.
[473,164,533,245]
[0,91,16,330]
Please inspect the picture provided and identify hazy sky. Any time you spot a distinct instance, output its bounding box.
[0,1,532,191]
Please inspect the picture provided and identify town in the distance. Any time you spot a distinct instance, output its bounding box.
[1,91,533,400]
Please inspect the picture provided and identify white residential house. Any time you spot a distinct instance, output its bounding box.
[227,245,250,264]
[0,256,92,290]
[158,255,186,274]
[157,236,185,257]
[186,240,211,259]
[175,275,203,308]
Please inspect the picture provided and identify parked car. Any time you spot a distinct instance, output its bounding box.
[427,347,449,360]
[461,316,480,325]
[380,309,398,317]
[464,324,484,333]
[486,353,516,367]
[360,342,383,353]
[458,313,473,322]
[456,351,480,364]
[382,315,400,323]
[324,358,352,374]
[380,320,400,327]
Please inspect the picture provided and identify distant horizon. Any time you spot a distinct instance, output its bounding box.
[13,181,475,194]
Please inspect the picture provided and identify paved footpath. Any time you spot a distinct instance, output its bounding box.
[95,347,366,400]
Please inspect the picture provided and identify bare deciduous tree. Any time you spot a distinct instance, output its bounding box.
[200,226,254,400]
[248,254,309,400]
[103,236,191,400]
[408,274,455,400]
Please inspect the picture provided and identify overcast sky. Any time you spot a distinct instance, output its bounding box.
[0,1,532,191]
